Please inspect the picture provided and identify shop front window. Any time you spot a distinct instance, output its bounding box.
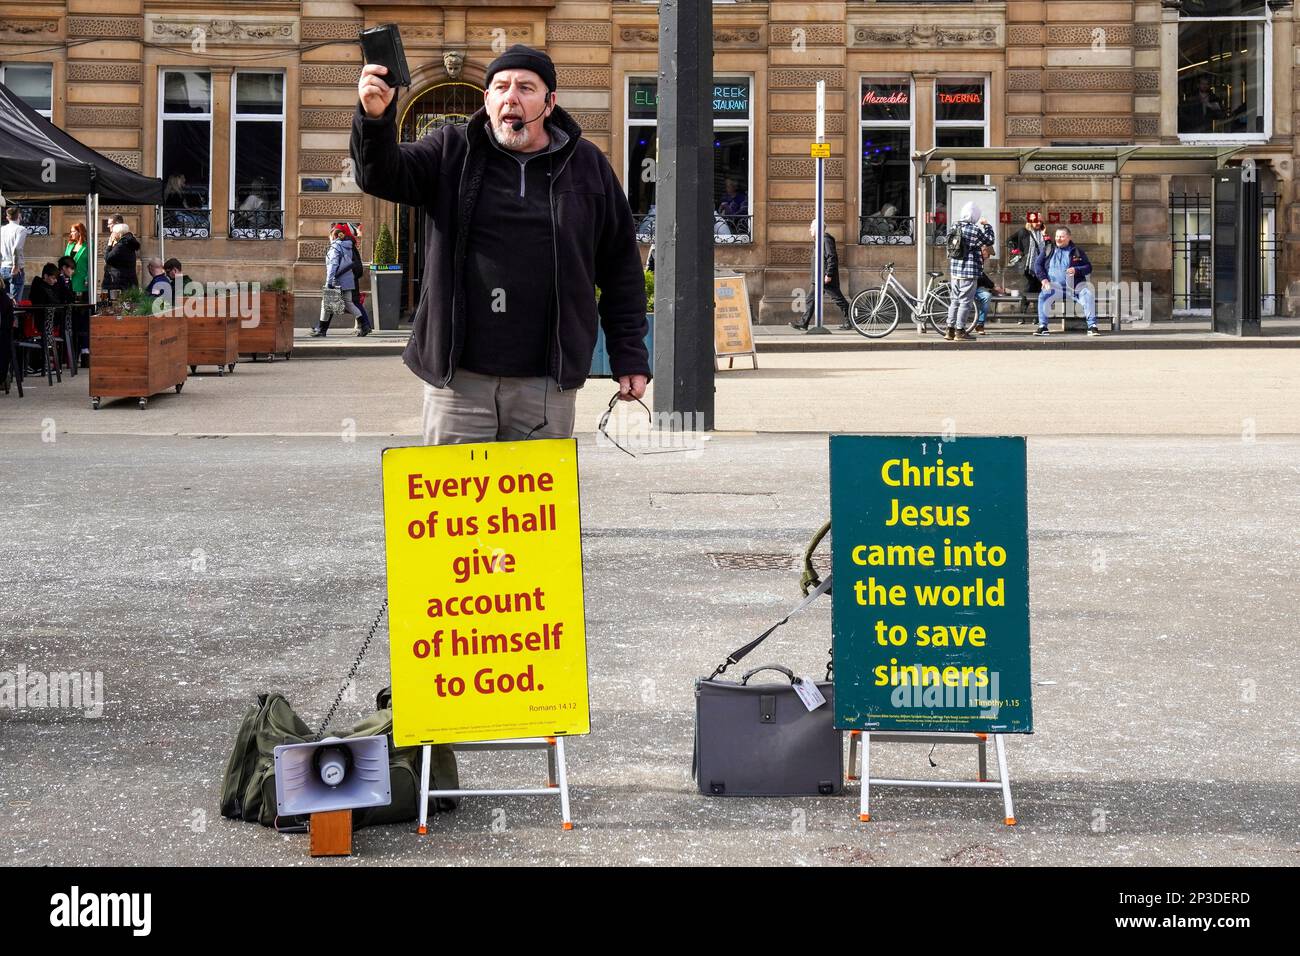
[859,78,913,243]
[1178,1,1269,138]
[625,76,753,244]
[160,70,212,238]
[931,78,989,244]
[230,72,284,239]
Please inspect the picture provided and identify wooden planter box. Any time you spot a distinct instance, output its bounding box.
[238,290,294,362]
[186,299,240,376]
[89,310,188,410]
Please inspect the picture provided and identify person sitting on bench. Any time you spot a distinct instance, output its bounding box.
[1032,227,1100,337]
[973,247,1008,335]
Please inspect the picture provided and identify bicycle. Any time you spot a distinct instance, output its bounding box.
[848,263,972,339]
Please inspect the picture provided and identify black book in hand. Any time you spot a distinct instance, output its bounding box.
[359,24,411,89]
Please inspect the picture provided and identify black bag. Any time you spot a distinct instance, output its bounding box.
[693,576,843,797]
[945,224,968,261]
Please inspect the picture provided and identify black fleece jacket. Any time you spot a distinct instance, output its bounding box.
[350,101,650,390]
[102,234,139,291]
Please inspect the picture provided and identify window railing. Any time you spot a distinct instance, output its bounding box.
[859,215,915,245]
[16,205,51,237]
[162,208,211,239]
[634,212,754,245]
[229,209,284,240]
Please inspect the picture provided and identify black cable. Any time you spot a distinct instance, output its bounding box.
[142,38,357,63]
[523,376,550,441]
[0,37,357,62]
[0,38,98,57]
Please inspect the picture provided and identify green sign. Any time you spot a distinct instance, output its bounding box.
[627,79,750,120]
[830,435,1032,733]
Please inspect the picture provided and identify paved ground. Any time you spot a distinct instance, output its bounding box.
[2,353,1298,866]
[5,348,1300,437]
[287,322,1300,357]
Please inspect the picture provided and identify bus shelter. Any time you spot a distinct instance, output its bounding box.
[912,145,1248,330]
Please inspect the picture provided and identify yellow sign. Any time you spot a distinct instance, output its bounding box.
[381,439,589,746]
[714,275,756,362]
[810,143,831,158]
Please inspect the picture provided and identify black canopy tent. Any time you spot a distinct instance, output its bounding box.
[0,80,164,295]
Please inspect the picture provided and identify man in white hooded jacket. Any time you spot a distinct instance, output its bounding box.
[946,201,996,341]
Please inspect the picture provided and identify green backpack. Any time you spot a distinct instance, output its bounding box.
[219,688,459,829]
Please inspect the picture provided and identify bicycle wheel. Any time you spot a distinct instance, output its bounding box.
[848,288,900,338]
[923,282,963,334]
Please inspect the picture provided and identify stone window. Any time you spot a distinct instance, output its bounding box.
[0,63,53,119]
[1177,0,1270,139]
[626,76,754,244]
[160,70,212,238]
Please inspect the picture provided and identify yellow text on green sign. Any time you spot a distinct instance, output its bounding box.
[381,439,589,746]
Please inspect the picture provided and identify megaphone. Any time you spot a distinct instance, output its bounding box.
[274,735,392,816]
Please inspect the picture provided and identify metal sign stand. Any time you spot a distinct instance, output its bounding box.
[806,81,831,335]
[416,735,573,833]
[846,729,1016,825]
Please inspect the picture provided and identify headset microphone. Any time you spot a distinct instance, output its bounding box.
[510,95,553,132]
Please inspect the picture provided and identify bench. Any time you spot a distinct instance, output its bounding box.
[991,291,1117,332]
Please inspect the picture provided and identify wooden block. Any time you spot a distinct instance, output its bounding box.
[309,809,352,857]
[240,292,294,356]
[186,303,239,369]
[89,311,188,399]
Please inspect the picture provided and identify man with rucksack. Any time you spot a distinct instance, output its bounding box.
[945,201,996,341]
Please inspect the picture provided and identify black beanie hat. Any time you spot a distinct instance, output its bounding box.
[484,44,557,94]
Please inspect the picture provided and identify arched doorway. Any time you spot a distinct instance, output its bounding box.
[395,81,483,318]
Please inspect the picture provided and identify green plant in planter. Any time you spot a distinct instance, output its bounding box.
[118,286,156,315]
[373,223,396,269]
[263,276,289,293]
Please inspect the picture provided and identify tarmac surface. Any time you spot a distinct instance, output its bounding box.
[2,351,1298,866]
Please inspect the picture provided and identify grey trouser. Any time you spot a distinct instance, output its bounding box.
[319,289,361,321]
[947,276,979,328]
[422,368,577,446]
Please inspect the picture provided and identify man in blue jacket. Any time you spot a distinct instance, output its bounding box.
[1033,226,1100,336]
[351,44,650,444]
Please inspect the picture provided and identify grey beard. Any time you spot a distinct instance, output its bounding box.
[491,119,532,150]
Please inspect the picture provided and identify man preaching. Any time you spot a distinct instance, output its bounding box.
[351,44,651,446]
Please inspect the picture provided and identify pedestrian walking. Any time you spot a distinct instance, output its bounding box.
[791,219,852,330]
[341,224,373,336]
[310,225,363,337]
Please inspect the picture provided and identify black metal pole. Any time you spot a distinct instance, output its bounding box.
[654,0,715,430]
